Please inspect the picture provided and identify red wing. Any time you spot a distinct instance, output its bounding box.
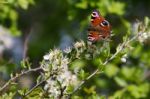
[88,10,111,42]
[91,10,105,26]
[88,24,111,40]
[88,31,102,42]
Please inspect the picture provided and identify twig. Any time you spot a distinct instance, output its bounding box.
[57,80,66,99]
[68,34,139,98]
[23,32,31,59]
[23,71,66,98]
[68,69,100,98]
[0,67,42,93]
[23,79,46,97]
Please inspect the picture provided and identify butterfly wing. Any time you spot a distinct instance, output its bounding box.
[90,10,103,26]
[88,31,102,42]
[88,10,111,42]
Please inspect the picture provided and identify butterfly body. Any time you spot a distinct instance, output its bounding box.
[88,10,111,42]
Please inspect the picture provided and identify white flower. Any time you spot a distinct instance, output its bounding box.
[73,67,79,75]
[121,57,127,63]
[44,83,49,91]
[121,54,127,63]
[143,32,149,39]
[74,40,85,49]
[63,47,72,53]
[138,32,150,43]
[43,54,50,60]
[42,48,78,98]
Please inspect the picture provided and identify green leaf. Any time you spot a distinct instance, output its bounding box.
[10,25,21,36]
[104,64,119,78]
[127,85,140,98]
[9,9,18,21]
[121,66,143,83]
[138,83,149,98]
[18,0,29,10]
[18,89,25,96]
[20,59,31,69]
[0,92,16,99]
[108,1,125,15]
[83,86,96,94]
[92,58,103,67]
[36,75,42,84]
[121,67,134,80]
[95,79,109,88]
[26,87,43,98]
[75,1,88,9]
[66,85,74,93]
[79,69,86,80]
[28,0,35,5]
[109,89,126,99]
[70,59,86,70]
[21,60,27,69]
[127,83,149,98]
[114,77,127,87]
[71,95,82,99]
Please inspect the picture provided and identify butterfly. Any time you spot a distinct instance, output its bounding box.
[87,10,111,42]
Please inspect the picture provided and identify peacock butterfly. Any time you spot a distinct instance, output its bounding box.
[87,10,111,42]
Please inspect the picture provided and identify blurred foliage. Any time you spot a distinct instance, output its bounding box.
[0,0,35,35]
[0,0,150,99]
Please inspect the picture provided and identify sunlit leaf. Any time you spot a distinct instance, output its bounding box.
[18,0,29,10]
[114,77,127,87]
[83,86,96,94]
[108,1,125,15]
[75,1,87,9]
[105,64,119,78]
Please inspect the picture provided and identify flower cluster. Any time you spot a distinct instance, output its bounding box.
[138,32,150,43]
[74,41,86,57]
[132,19,150,43]
[41,49,78,98]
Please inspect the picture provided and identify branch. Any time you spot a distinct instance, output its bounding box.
[24,70,67,97]
[68,34,139,98]
[0,67,42,93]
[23,79,46,97]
